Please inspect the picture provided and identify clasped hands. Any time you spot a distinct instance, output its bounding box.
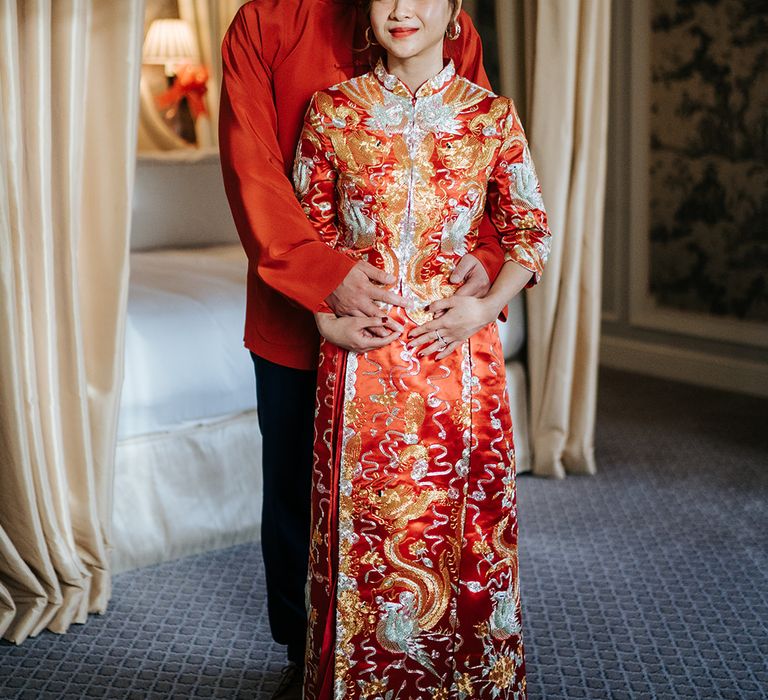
[315,255,502,359]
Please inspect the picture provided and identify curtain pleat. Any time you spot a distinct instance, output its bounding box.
[0,0,144,643]
[494,0,527,115]
[523,0,611,478]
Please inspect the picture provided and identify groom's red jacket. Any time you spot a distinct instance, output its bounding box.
[219,0,505,370]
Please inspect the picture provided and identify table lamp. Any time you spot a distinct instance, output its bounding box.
[142,19,203,145]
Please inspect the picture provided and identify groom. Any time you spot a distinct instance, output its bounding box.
[219,1,503,697]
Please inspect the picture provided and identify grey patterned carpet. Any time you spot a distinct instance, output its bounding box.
[1,366,766,699]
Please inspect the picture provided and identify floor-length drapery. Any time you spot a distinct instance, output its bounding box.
[496,0,611,478]
[0,0,144,643]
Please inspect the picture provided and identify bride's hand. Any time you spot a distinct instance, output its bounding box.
[315,312,403,353]
[405,295,502,360]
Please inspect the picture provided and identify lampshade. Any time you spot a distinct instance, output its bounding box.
[142,19,199,74]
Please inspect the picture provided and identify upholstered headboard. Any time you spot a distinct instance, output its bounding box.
[131,148,239,251]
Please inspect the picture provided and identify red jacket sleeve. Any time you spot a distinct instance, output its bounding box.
[218,6,355,312]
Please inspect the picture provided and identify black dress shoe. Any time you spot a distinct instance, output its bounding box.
[271,661,304,700]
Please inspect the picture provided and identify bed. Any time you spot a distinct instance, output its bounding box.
[112,243,261,574]
[111,149,531,573]
[111,151,262,574]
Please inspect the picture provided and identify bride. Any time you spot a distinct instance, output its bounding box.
[292,1,551,697]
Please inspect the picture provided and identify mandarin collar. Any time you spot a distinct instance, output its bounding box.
[373,57,456,100]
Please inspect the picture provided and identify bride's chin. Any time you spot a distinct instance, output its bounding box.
[381,40,421,55]
[384,47,420,61]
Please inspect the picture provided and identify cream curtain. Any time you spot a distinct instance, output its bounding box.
[139,0,245,151]
[496,0,611,478]
[0,0,144,643]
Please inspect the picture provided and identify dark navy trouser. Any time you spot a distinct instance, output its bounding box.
[251,352,316,665]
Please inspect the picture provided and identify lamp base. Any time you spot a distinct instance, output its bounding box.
[162,74,197,146]
[173,96,197,145]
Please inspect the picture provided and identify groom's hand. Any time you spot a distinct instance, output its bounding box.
[326,261,405,318]
[450,253,492,300]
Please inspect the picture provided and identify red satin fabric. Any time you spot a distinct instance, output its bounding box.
[307,312,527,698]
[296,57,552,698]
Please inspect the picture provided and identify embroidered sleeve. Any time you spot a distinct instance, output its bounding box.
[292,91,342,248]
[486,98,552,287]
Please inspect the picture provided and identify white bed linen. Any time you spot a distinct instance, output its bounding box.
[112,411,262,573]
[118,244,255,440]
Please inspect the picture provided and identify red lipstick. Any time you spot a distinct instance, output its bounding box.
[390,27,418,38]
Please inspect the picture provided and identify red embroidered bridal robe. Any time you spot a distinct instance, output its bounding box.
[292,57,551,700]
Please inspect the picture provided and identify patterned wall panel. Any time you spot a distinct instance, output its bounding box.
[649,0,768,322]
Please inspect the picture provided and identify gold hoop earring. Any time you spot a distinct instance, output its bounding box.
[365,26,378,48]
[446,20,461,41]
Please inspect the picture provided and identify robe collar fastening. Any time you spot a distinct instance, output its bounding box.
[373,57,457,100]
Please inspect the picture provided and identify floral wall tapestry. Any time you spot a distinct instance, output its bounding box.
[649,0,767,322]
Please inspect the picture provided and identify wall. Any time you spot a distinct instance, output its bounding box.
[144,0,178,32]
[600,0,768,398]
[649,0,767,322]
